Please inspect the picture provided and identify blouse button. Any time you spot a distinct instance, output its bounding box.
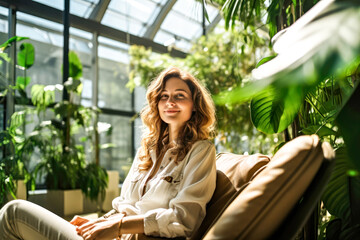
[160,166,164,170]
[169,157,172,161]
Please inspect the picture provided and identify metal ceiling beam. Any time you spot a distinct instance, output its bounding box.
[5,7,16,130]
[89,0,110,22]
[205,12,222,35]
[143,0,176,40]
[0,0,186,58]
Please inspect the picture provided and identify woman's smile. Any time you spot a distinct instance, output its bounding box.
[164,109,180,114]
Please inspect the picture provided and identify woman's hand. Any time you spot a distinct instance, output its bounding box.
[76,214,124,240]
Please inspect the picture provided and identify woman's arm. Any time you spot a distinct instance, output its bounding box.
[120,214,145,234]
[143,141,216,238]
[73,214,145,240]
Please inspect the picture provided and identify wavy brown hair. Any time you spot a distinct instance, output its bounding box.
[138,66,216,171]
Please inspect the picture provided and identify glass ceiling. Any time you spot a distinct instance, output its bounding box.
[31,0,221,52]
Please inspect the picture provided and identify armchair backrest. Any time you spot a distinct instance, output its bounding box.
[191,153,270,240]
[196,135,335,240]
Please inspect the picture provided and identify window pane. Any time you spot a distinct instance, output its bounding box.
[17,12,63,35]
[108,0,157,23]
[0,7,8,35]
[15,13,94,104]
[134,117,143,151]
[34,0,100,17]
[161,11,201,40]
[72,37,93,107]
[172,0,203,22]
[101,10,143,36]
[98,48,131,111]
[14,38,63,101]
[134,86,146,112]
[99,114,133,183]
[12,34,94,103]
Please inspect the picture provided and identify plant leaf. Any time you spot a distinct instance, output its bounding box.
[348,171,360,225]
[322,147,354,222]
[0,52,10,62]
[339,224,360,240]
[336,83,360,171]
[17,43,35,69]
[216,0,360,106]
[16,76,31,89]
[250,86,302,134]
[31,84,55,109]
[64,78,82,94]
[253,0,360,85]
[68,51,82,79]
[0,36,29,51]
[300,125,337,137]
[326,218,342,240]
[202,0,210,23]
[255,55,276,68]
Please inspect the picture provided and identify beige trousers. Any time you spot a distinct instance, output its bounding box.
[0,200,186,240]
[0,199,83,240]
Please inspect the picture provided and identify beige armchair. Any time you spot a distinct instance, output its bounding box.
[196,134,335,240]
[137,134,335,240]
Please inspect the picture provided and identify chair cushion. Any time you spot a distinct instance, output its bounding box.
[191,153,270,240]
[203,135,324,240]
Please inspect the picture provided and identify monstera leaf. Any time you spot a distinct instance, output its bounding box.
[250,86,302,133]
[215,0,360,134]
[322,147,360,238]
[322,147,352,221]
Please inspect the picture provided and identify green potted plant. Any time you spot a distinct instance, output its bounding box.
[1,36,110,214]
[28,51,109,216]
[0,36,35,207]
[0,112,34,207]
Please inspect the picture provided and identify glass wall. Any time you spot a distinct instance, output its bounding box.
[98,53,131,111]
[99,114,132,182]
[0,0,218,186]
[0,7,138,184]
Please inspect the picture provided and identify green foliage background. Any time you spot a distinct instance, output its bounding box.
[128,23,282,154]
[130,0,360,238]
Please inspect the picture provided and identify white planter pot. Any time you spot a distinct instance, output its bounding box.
[102,170,120,211]
[83,170,120,212]
[16,180,27,200]
[46,189,83,217]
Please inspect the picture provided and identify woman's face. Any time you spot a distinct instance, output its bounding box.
[158,77,194,129]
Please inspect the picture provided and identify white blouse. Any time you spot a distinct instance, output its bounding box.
[112,140,216,238]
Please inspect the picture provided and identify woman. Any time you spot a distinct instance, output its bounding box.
[0,66,217,240]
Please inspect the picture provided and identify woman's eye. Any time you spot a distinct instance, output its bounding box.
[160,94,168,99]
[176,94,185,99]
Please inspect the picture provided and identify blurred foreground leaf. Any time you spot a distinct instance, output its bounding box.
[336,83,360,171]
[216,0,360,134]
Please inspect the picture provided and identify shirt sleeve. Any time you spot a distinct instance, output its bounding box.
[143,141,216,238]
